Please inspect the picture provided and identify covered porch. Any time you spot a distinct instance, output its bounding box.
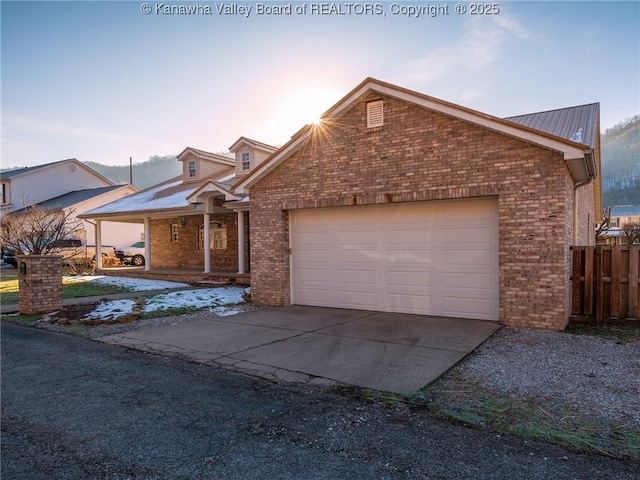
[81,178,251,276]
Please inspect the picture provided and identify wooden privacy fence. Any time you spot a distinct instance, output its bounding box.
[571,245,640,322]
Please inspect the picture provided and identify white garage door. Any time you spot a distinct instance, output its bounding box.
[290,198,499,321]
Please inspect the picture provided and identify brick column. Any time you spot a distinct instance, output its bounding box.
[17,255,63,315]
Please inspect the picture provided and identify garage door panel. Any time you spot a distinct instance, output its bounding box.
[387,228,433,247]
[291,199,498,321]
[338,249,379,264]
[442,272,494,290]
[296,249,333,263]
[387,270,432,287]
[386,249,434,264]
[296,287,332,305]
[439,226,495,244]
[296,267,331,283]
[441,248,495,267]
[296,230,330,246]
[387,293,434,314]
[442,296,495,319]
[339,290,380,310]
[338,269,378,285]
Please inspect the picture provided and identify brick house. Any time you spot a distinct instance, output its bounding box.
[234,78,600,330]
[80,140,276,273]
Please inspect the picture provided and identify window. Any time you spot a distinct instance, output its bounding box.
[188,160,196,178]
[367,100,384,128]
[1,182,9,205]
[241,152,251,171]
[199,221,227,250]
[171,224,179,242]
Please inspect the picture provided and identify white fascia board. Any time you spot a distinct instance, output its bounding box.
[370,83,590,159]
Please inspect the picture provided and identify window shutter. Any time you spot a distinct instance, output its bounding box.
[367,100,384,128]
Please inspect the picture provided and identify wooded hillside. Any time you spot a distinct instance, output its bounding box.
[601,115,640,207]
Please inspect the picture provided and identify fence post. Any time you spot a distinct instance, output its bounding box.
[584,246,595,316]
[611,246,622,319]
[629,246,639,319]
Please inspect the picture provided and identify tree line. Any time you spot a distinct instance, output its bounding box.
[601,115,640,207]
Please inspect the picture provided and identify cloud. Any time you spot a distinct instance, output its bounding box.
[4,114,133,143]
[393,14,534,88]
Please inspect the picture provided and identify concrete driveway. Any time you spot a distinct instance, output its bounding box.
[101,306,501,394]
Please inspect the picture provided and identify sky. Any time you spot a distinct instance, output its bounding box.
[1,0,639,169]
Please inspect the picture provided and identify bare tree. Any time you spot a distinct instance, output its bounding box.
[0,199,84,255]
[595,207,611,244]
[621,221,640,245]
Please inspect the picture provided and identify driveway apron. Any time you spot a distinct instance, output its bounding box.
[100,306,501,394]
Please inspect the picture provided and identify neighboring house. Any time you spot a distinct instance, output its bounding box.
[80,141,277,273]
[601,205,640,244]
[234,77,600,331]
[1,159,141,248]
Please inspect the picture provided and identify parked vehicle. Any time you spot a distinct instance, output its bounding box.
[116,241,145,266]
[1,240,115,267]
[50,238,117,264]
[1,248,17,267]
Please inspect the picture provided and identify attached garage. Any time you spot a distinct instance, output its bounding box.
[238,78,599,330]
[290,198,499,321]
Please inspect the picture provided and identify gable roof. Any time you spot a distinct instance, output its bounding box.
[0,158,115,185]
[176,147,235,166]
[229,137,278,153]
[235,77,597,193]
[1,159,74,180]
[11,186,132,213]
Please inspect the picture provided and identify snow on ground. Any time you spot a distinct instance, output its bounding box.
[64,276,249,321]
[82,287,249,320]
[64,275,190,291]
[143,288,247,313]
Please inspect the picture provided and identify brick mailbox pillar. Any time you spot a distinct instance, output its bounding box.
[17,255,63,315]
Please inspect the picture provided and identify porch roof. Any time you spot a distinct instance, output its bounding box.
[79,177,200,220]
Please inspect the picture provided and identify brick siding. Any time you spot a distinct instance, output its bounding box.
[248,92,596,330]
[17,255,63,314]
[149,213,249,272]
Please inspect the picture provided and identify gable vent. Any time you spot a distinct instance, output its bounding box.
[367,100,384,128]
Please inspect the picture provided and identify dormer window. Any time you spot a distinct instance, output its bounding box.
[367,100,384,128]
[241,152,251,171]
[188,160,196,178]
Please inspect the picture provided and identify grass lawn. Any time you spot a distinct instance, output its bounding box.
[0,270,129,305]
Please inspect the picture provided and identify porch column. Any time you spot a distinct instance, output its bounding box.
[203,213,211,273]
[144,217,151,271]
[237,210,246,274]
[95,220,103,269]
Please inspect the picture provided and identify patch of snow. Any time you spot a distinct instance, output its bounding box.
[85,179,192,215]
[64,275,190,291]
[81,286,249,320]
[143,287,247,313]
[83,299,137,320]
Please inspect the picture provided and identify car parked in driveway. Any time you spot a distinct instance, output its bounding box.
[116,241,145,266]
[1,248,17,267]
